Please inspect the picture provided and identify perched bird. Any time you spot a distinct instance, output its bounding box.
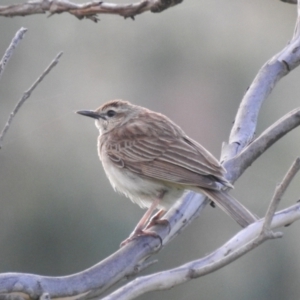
[77,100,257,240]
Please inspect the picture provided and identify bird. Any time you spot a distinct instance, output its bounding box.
[77,100,257,242]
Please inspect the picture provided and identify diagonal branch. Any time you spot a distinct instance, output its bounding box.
[261,157,300,235]
[103,205,300,300]
[0,52,63,149]
[221,0,300,163]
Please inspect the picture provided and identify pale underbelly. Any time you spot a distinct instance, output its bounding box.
[102,160,185,210]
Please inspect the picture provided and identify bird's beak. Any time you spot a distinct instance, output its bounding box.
[76,110,106,120]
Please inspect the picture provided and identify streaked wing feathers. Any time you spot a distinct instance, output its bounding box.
[105,133,229,189]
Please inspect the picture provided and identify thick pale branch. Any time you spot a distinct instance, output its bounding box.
[0,52,63,149]
[103,203,300,300]
[221,3,300,162]
[74,193,209,300]
[0,0,183,21]
[103,158,300,300]
[1,202,299,300]
[0,194,208,299]
[102,1,300,298]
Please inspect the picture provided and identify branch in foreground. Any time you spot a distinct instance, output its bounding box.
[101,157,300,300]
[0,52,63,149]
[0,0,183,22]
[1,201,299,300]
[1,153,300,300]
[104,203,300,300]
[0,194,208,299]
[0,27,27,80]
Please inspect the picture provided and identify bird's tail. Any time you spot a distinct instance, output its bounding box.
[201,189,258,228]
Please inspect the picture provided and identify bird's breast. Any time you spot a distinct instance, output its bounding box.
[99,151,184,210]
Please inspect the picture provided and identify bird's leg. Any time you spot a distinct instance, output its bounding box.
[133,198,160,235]
[145,209,169,229]
[120,198,160,247]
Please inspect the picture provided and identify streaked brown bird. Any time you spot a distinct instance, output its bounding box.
[77,100,257,241]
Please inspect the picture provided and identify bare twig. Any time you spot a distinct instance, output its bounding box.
[0,52,63,149]
[0,0,183,22]
[261,157,300,234]
[0,27,27,80]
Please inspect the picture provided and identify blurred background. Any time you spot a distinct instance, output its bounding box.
[0,0,300,299]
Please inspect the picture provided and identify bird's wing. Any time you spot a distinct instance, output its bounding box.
[105,132,230,190]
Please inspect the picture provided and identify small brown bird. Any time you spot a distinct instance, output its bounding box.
[77,100,257,240]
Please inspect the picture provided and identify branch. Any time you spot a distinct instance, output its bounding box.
[101,158,300,300]
[0,52,63,149]
[221,3,300,162]
[98,1,300,297]
[1,1,300,300]
[0,194,208,300]
[104,205,300,300]
[0,0,183,22]
[224,107,300,182]
[0,27,27,80]
[1,200,300,300]
[261,157,300,235]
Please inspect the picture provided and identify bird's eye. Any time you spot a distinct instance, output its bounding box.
[107,110,116,117]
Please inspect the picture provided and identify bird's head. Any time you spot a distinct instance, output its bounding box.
[77,99,141,134]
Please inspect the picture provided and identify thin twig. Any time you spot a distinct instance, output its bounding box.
[0,27,27,80]
[261,157,300,234]
[0,52,63,149]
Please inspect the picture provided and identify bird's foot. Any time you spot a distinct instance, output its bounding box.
[145,217,170,231]
[120,229,162,247]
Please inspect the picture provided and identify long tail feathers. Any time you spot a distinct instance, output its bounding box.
[201,189,258,228]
